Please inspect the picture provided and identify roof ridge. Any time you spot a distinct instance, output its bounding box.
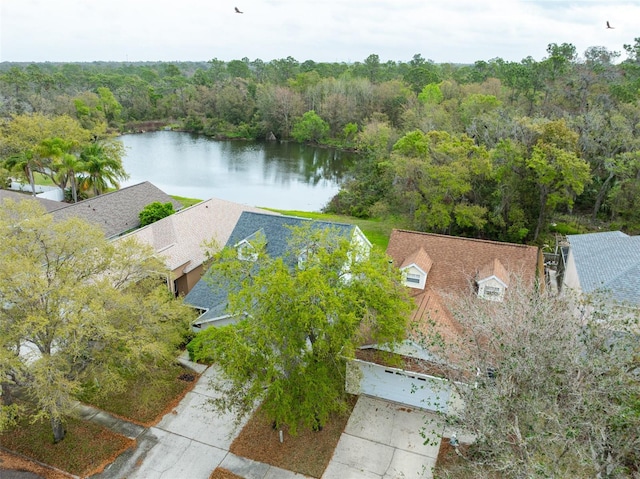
[392,229,537,250]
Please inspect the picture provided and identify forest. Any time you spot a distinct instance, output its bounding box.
[2,38,640,245]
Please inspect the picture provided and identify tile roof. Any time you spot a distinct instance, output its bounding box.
[184,211,359,322]
[50,182,182,239]
[0,189,67,213]
[567,231,640,306]
[116,197,276,274]
[386,229,540,346]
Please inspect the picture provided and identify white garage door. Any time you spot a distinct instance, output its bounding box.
[353,360,451,412]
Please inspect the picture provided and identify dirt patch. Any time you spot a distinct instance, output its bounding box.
[229,398,356,478]
[209,467,244,479]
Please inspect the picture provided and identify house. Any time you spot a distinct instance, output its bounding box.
[0,188,67,213]
[50,181,182,239]
[562,231,640,309]
[184,211,371,330]
[114,198,278,296]
[346,229,542,412]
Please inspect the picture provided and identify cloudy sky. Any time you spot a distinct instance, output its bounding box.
[1,0,638,65]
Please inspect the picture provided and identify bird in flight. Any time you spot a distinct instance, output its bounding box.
[235,7,243,13]
[606,21,614,29]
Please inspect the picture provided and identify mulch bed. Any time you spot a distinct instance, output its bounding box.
[0,416,135,478]
[0,450,72,479]
[229,398,356,478]
[209,467,244,479]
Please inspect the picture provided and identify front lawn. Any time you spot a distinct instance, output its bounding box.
[0,414,134,478]
[79,362,198,425]
[229,397,356,478]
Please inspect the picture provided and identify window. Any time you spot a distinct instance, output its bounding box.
[237,242,258,261]
[484,286,501,296]
[406,273,421,284]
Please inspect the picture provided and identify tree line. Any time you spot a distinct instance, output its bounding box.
[2,39,640,240]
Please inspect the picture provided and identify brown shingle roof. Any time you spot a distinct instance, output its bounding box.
[400,247,433,275]
[477,258,509,286]
[387,229,540,348]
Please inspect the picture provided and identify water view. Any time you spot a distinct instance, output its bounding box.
[119,131,355,211]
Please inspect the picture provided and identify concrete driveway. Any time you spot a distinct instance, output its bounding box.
[92,364,307,479]
[322,396,442,479]
[91,361,443,479]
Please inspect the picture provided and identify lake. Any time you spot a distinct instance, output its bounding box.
[119,131,355,211]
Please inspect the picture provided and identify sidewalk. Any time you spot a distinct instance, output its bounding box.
[73,354,442,479]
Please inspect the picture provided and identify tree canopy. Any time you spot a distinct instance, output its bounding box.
[189,223,412,434]
[428,282,640,479]
[0,199,194,442]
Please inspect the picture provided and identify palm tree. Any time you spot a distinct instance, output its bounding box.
[56,153,84,203]
[79,142,129,196]
[3,150,38,196]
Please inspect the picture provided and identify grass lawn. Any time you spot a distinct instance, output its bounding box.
[230,397,356,478]
[171,195,202,209]
[79,362,198,426]
[0,414,134,478]
[264,209,403,250]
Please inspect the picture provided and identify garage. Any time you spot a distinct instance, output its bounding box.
[346,359,452,413]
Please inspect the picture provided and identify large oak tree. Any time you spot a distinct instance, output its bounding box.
[189,223,412,434]
[0,199,193,442]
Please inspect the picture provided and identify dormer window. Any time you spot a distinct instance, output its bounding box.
[399,247,433,290]
[476,258,509,302]
[236,240,258,261]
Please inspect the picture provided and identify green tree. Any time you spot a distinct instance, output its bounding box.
[189,223,412,434]
[139,201,176,226]
[0,199,193,442]
[526,120,591,241]
[78,140,128,196]
[390,130,493,234]
[291,110,330,143]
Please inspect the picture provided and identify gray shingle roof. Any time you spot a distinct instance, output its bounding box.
[184,211,357,322]
[0,189,67,213]
[50,182,182,239]
[568,231,640,306]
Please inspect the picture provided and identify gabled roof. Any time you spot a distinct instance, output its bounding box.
[477,258,509,286]
[0,189,67,213]
[184,211,362,323]
[387,230,539,296]
[386,229,540,344]
[567,231,640,306]
[400,247,433,275]
[116,198,276,274]
[50,182,182,239]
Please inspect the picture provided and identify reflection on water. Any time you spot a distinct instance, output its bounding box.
[120,131,355,211]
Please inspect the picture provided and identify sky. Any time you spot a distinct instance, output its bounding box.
[1,0,639,65]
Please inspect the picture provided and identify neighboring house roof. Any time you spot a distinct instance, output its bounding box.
[567,231,640,306]
[115,197,277,275]
[386,229,540,345]
[0,189,67,213]
[184,211,367,325]
[50,181,182,239]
